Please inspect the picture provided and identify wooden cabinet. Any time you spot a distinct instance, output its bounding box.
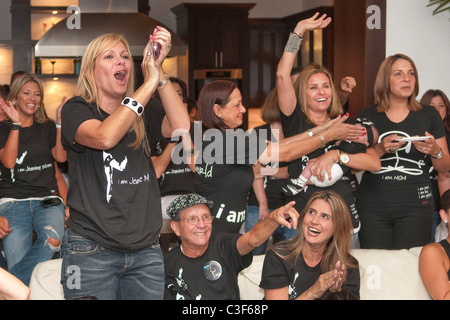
[191,13,248,69]
[172,3,255,127]
[172,3,254,70]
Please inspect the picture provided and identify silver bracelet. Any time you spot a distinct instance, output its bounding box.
[431,148,443,160]
[158,73,169,87]
[122,97,144,117]
[55,121,61,129]
[313,134,326,148]
[284,33,303,54]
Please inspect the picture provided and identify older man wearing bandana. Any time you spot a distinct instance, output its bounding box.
[163,193,298,300]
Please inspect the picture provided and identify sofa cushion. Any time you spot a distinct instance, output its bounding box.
[238,248,431,300]
[29,258,64,300]
[30,248,431,300]
[352,247,430,300]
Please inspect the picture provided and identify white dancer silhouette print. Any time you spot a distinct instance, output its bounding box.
[103,151,128,202]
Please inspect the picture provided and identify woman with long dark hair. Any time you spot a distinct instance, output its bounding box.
[260,190,360,300]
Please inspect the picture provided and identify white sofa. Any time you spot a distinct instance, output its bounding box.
[238,247,431,300]
[29,247,431,300]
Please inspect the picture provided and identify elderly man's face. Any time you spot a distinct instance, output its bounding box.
[171,204,213,249]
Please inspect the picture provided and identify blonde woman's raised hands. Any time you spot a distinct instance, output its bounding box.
[294,12,332,36]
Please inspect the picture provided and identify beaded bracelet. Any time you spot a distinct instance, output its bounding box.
[284,32,303,54]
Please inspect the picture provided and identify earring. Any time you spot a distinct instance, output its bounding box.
[444,220,448,224]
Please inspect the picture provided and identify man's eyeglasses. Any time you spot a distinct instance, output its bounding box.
[177,215,214,224]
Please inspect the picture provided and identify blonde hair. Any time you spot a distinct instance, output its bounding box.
[77,33,145,149]
[294,63,343,124]
[7,73,49,124]
[271,190,357,273]
[374,53,421,113]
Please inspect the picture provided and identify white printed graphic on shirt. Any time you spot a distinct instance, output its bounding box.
[103,151,128,203]
[10,151,28,182]
[167,267,202,300]
[375,131,427,176]
[288,272,300,300]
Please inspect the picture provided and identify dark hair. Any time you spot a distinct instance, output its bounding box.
[261,88,281,124]
[440,189,450,211]
[324,288,359,300]
[420,89,450,131]
[0,84,9,100]
[152,77,188,103]
[10,71,27,85]
[197,80,237,131]
[170,77,188,103]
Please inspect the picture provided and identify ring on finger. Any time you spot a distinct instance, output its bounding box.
[320,170,326,175]
[389,147,396,153]
[422,147,426,152]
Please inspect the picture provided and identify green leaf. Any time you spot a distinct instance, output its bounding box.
[426,0,450,15]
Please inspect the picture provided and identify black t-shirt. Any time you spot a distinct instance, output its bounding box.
[0,120,59,199]
[429,128,450,210]
[357,104,445,211]
[194,128,267,234]
[145,100,195,196]
[439,239,450,280]
[280,102,360,229]
[260,249,360,300]
[247,123,289,209]
[164,233,252,300]
[61,96,162,253]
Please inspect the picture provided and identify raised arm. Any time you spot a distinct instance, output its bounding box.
[153,27,190,139]
[236,201,298,256]
[277,13,332,116]
[0,99,20,168]
[52,97,67,163]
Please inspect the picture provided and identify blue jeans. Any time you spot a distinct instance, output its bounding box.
[0,242,7,270]
[0,199,65,285]
[61,229,164,300]
[273,224,299,244]
[245,205,269,255]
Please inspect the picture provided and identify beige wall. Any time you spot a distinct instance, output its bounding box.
[386,0,450,99]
